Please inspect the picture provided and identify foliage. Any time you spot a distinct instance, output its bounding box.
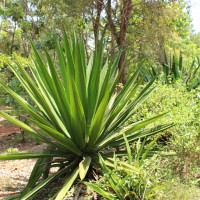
[0,33,172,199]
[0,1,199,198]
[85,138,170,200]
[6,147,19,154]
[127,0,191,63]
[0,53,30,106]
[136,80,200,182]
[0,53,13,105]
[0,0,92,56]
[138,52,200,91]
[191,32,200,49]
[0,0,24,55]
[0,0,193,73]
[162,52,200,90]
[158,184,200,200]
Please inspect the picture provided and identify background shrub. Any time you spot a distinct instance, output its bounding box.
[135,79,200,182]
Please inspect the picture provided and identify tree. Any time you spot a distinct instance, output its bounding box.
[86,0,191,81]
[0,0,24,54]
[106,0,133,83]
[191,32,200,49]
[0,0,40,56]
[0,0,192,78]
[126,0,191,65]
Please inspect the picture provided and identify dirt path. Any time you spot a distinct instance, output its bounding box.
[0,159,37,198]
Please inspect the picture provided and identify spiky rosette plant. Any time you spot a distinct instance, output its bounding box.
[0,33,171,199]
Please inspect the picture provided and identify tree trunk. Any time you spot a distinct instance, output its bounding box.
[10,21,17,55]
[106,0,132,83]
[93,0,103,42]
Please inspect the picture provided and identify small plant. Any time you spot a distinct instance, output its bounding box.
[0,32,171,199]
[85,146,168,200]
[138,52,200,91]
[6,148,19,154]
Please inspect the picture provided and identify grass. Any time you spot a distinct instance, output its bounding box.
[157,183,200,200]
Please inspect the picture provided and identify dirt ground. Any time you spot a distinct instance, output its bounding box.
[0,116,46,199]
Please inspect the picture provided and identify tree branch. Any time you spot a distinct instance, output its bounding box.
[106,0,120,46]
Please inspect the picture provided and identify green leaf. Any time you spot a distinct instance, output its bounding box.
[141,133,162,160]
[55,167,79,200]
[84,182,116,200]
[79,156,92,180]
[123,133,132,164]
[0,153,54,160]
[21,168,67,200]
[21,146,54,196]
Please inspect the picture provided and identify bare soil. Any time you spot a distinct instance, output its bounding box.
[0,116,46,199]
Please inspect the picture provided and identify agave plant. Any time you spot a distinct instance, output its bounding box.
[162,51,200,90]
[0,32,171,199]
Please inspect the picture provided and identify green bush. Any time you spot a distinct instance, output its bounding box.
[136,79,200,182]
[0,53,30,106]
